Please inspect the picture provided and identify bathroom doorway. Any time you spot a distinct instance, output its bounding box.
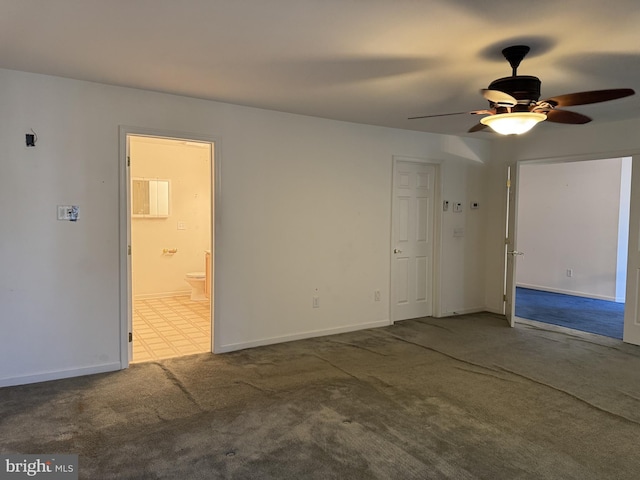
[125,133,214,363]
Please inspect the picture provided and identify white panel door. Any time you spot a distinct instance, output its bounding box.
[623,155,640,345]
[391,161,435,321]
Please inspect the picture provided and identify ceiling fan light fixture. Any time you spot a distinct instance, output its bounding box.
[480,112,546,135]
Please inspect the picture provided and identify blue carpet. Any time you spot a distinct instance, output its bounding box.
[515,287,624,339]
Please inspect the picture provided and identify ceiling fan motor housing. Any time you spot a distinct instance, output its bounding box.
[488,75,541,111]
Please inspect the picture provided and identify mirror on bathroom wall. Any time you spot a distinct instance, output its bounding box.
[132,178,170,218]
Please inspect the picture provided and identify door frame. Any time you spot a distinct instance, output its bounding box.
[504,148,640,344]
[390,156,442,322]
[118,126,222,368]
[504,161,519,326]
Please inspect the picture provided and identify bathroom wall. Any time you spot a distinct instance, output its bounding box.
[130,136,211,298]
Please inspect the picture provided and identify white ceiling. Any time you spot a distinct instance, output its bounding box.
[2,0,640,137]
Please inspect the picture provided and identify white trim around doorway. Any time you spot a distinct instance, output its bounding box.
[118,126,222,369]
[506,148,640,345]
[390,155,442,322]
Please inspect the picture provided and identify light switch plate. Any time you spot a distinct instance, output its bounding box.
[57,205,79,221]
[453,202,463,213]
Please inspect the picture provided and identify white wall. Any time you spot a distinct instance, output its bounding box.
[516,158,624,301]
[440,161,486,314]
[0,68,491,386]
[130,137,211,297]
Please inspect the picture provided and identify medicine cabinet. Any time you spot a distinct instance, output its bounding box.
[132,178,170,218]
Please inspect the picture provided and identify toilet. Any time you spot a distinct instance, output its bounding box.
[185,272,206,301]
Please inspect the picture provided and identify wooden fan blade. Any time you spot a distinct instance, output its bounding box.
[545,109,592,124]
[408,111,470,120]
[481,89,517,107]
[543,88,635,107]
[468,122,490,133]
[471,109,496,115]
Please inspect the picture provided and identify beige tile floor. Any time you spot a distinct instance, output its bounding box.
[132,295,211,363]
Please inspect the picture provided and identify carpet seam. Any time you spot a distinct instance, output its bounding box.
[493,365,640,427]
[383,330,640,426]
[154,362,203,411]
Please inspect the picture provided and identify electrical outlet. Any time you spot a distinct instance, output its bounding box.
[313,296,320,308]
[374,290,381,302]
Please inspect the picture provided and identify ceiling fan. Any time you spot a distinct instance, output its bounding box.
[409,45,635,135]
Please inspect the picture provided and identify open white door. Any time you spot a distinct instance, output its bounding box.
[391,160,435,322]
[623,155,640,345]
[504,161,524,327]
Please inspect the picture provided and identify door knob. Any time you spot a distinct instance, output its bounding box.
[393,248,403,254]
[507,250,524,256]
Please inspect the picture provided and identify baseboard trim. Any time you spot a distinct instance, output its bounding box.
[436,306,486,317]
[0,362,122,388]
[134,290,191,300]
[484,307,505,315]
[516,284,617,302]
[216,319,391,353]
